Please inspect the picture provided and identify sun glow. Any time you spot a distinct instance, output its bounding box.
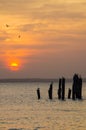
[8,61,20,71]
[11,62,18,67]
[10,62,19,71]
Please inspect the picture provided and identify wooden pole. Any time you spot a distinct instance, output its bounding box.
[58,78,62,99]
[62,77,65,100]
[37,88,40,99]
[48,82,53,99]
[68,88,71,99]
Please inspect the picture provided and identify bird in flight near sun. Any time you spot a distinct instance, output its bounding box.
[6,24,10,27]
[18,35,21,38]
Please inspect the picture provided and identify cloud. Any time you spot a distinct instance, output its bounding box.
[0,30,10,41]
[2,43,61,50]
[17,23,49,33]
[0,35,10,42]
[0,0,86,21]
[0,0,42,15]
[0,36,7,41]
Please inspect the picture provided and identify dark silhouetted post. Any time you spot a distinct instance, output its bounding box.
[37,88,40,100]
[72,74,78,100]
[68,88,71,99]
[58,78,62,99]
[78,76,82,99]
[62,77,65,100]
[48,82,53,99]
[72,74,83,100]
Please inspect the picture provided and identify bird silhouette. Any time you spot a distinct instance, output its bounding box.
[18,35,21,38]
[6,24,10,27]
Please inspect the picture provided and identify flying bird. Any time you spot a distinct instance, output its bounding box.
[18,35,21,38]
[6,24,10,27]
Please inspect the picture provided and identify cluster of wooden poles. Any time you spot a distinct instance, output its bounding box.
[37,74,82,100]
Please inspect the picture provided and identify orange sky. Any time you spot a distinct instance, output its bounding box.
[0,0,86,78]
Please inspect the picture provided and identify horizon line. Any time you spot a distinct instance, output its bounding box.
[0,78,86,83]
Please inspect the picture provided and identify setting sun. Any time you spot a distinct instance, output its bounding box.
[5,57,23,72]
[10,62,20,71]
[11,63,18,67]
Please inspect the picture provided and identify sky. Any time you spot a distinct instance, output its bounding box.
[0,0,86,79]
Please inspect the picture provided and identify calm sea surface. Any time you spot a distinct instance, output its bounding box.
[0,82,86,130]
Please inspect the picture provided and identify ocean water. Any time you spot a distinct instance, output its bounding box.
[0,82,86,130]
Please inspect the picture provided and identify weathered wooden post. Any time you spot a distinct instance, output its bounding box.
[78,76,82,99]
[68,88,71,99]
[62,77,65,100]
[58,78,62,99]
[72,74,78,100]
[37,88,40,99]
[48,82,53,99]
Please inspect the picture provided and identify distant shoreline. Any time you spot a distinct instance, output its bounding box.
[0,78,58,83]
[0,78,86,83]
